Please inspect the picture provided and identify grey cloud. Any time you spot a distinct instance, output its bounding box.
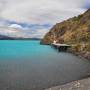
[0,0,86,24]
[0,0,87,38]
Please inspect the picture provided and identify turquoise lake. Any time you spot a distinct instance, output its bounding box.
[0,40,90,90]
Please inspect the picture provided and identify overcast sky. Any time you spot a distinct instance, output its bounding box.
[0,0,89,38]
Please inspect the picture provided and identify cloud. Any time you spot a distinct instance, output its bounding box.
[0,26,23,37]
[0,0,88,38]
[0,24,50,38]
[0,0,86,24]
[0,19,52,38]
[27,28,50,38]
[9,24,23,29]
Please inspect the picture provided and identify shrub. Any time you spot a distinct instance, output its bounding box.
[72,44,81,52]
[86,43,90,52]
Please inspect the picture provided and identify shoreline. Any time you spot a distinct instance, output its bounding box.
[42,43,90,61]
[46,77,90,90]
[68,49,90,61]
[44,44,90,90]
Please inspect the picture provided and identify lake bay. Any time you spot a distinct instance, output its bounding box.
[0,40,90,90]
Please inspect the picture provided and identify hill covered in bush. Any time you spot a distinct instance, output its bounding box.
[41,9,90,59]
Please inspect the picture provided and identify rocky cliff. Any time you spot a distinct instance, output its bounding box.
[41,9,90,45]
[41,9,90,59]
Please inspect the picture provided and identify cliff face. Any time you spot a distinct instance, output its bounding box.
[41,9,90,45]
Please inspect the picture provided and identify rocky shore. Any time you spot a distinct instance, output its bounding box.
[71,51,90,60]
[46,77,90,90]
[68,44,90,60]
[41,9,90,60]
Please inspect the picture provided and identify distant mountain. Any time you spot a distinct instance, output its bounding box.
[0,35,15,40]
[13,37,41,40]
[0,34,41,40]
[0,26,41,40]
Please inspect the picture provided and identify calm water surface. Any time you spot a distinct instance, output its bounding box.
[0,40,90,90]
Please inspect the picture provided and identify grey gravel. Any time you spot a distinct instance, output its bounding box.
[46,78,90,90]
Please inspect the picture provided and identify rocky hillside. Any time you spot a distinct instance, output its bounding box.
[41,9,90,45]
[41,9,90,59]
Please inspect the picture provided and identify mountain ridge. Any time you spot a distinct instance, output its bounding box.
[41,9,90,59]
[41,9,90,45]
[0,34,41,40]
[0,34,15,40]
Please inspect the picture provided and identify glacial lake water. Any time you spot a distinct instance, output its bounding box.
[0,40,90,90]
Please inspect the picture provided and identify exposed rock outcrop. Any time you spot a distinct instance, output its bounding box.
[41,9,90,45]
[41,9,90,60]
